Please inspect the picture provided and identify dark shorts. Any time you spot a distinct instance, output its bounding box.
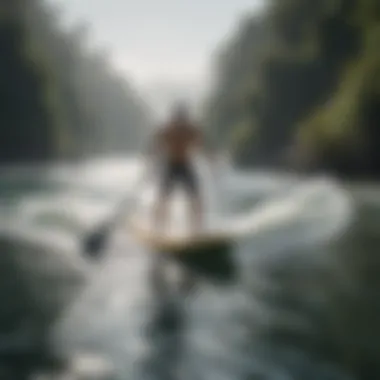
[159,160,199,197]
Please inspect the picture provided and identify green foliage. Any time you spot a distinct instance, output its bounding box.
[0,0,151,164]
[0,2,54,162]
[206,0,380,175]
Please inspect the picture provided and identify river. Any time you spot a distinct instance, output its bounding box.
[0,156,378,380]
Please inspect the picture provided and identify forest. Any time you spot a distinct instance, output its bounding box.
[0,0,151,164]
[3,0,379,178]
[205,0,380,178]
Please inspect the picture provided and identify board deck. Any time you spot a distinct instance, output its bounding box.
[128,218,234,254]
[128,217,237,283]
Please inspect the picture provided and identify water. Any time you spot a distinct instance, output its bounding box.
[0,155,376,379]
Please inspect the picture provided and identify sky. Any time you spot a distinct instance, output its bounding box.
[49,0,263,117]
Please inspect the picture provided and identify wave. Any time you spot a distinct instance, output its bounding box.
[0,156,357,379]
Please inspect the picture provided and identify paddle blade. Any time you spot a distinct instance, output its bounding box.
[82,222,111,259]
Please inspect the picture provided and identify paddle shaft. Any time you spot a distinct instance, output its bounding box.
[83,160,151,257]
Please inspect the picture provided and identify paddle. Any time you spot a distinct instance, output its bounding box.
[82,160,151,260]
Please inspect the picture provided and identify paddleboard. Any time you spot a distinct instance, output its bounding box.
[128,217,234,255]
[128,216,237,283]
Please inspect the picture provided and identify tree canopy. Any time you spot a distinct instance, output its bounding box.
[0,0,152,164]
[206,0,380,177]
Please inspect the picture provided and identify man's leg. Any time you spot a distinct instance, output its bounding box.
[189,194,202,234]
[183,164,202,234]
[153,193,169,232]
[153,167,173,231]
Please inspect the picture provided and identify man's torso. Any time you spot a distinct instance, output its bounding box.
[158,121,200,163]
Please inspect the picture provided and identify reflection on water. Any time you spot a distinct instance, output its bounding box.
[0,156,378,379]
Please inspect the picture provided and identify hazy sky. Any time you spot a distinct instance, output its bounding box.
[49,0,263,115]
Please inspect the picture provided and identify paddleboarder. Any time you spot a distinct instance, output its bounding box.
[148,101,213,233]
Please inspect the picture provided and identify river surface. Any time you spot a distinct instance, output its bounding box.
[0,156,379,380]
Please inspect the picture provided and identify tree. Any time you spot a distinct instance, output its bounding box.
[0,0,152,164]
[205,0,380,176]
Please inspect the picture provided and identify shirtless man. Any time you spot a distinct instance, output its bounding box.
[149,102,210,233]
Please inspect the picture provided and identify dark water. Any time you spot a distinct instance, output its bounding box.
[0,157,378,380]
